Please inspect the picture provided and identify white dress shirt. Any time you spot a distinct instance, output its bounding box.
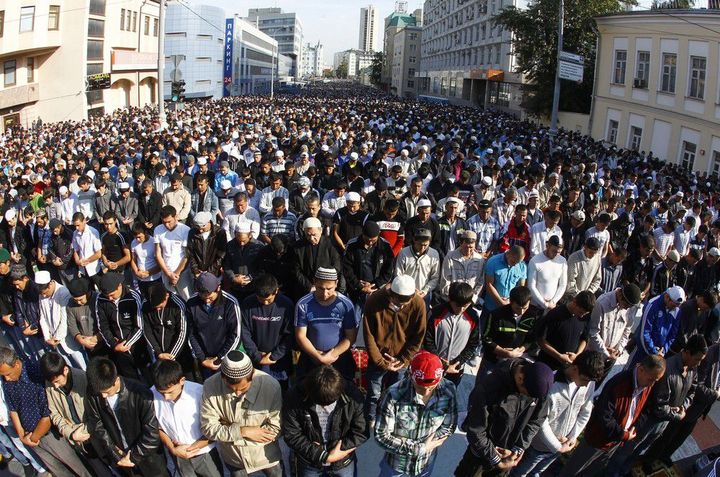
[72,225,102,277]
[152,381,214,454]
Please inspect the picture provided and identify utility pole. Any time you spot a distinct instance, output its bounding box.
[549,0,564,142]
[270,46,275,100]
[157,0,167,129]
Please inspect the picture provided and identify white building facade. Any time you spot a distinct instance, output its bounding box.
[335,49,375,78]
[1,0,159,129]
[359,5,382,52]
[417,0,528,111]
[245,8,303,80]
[223,15,278,96]
[164,2,225,100]
[301,42,324,78]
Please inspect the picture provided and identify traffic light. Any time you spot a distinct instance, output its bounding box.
[177,80,186,102]
[171,80,186,102]
[171,81,180,102]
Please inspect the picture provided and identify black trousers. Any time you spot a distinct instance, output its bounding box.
[112,344,152,384]
[115,452,169,477]
[455,449,509,477]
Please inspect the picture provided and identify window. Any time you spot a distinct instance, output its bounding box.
[681,141,696,170]
[661,53,676,93]
[607,119,619,144]
[407,80,415,88]
[688,56,706,100]
[125,10,131,31]
[153,18,158,37]
[409,56,416,63]
[89,0,106,16]
[120,9,125,30]
[88,18,104,37]
[19,6,35,32]
[629,126,642,150]
[635,50,649,87]
[144,15,149,35]
[0,11,4,37]
[87,63,103,75]
[712,151,720,178]
[48,5,60,30]
[4,60,16,87]
[613,50,627,84]
[408,68,416,77]
[132,12,137,32]
[87,39,103,60]
[26,58,34,83]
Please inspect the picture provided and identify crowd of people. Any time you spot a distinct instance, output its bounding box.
[0,82,718,477]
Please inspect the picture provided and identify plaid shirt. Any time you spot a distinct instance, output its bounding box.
[467,215,501,253]
[374,376,458,476]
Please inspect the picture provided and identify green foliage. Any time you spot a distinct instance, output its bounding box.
[335,60,349,79]
[494,0,636,117]
[370,52,384,86]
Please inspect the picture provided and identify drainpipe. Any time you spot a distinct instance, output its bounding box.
[137,0,148,107]
[587,23,601,138]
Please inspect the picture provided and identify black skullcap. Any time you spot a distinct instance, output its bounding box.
[99,272,124,295]
[363,221,381,238]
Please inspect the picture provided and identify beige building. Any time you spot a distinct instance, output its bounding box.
[591,9,720,173]
[381,7,422,89]
[1,0,159,130]
[391,25,422,98]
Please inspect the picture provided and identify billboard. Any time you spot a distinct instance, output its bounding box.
[223,18,234,97]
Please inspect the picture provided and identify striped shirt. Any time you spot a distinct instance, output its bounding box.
[260,210,297,240]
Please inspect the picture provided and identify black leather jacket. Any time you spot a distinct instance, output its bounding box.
[281,379,368,470]
[85,378,163,464]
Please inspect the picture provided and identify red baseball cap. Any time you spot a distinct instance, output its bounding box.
[410,351,444,387]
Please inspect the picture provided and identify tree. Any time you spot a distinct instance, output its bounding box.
[370,52,384,86]
[336,60,349,79]
[494,0,636,117]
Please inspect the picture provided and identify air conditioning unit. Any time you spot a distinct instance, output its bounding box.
[633,78,647,88]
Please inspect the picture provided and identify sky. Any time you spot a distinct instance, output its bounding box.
[200,0,702,66]
[198,0,424,65]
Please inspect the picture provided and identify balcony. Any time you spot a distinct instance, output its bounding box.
[0,83,40,110]
[0,32,61,60]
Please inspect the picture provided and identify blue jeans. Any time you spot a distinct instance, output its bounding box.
[509,447,558,477]
[378,453,436,477]
[297,457,356,477]
[606,419,668,477]
[0,425,44,471]
[365,363,400,422]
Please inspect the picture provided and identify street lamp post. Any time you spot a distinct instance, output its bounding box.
[270,46,275,100]
[157,0,167,129]
[549,0,564,143]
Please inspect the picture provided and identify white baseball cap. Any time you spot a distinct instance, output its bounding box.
[666,286,686,304]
